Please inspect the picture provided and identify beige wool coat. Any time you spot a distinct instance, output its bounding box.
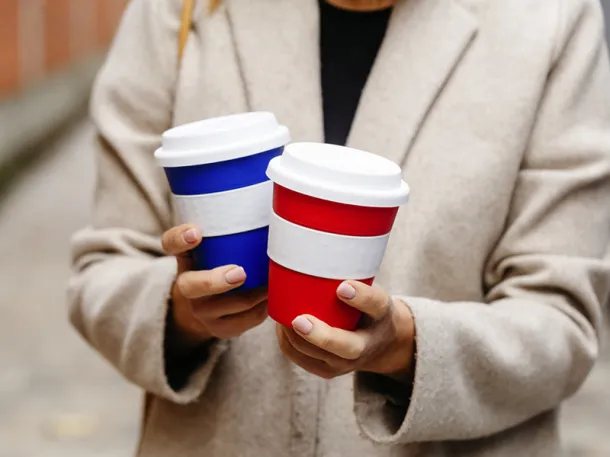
[68,0,610,455]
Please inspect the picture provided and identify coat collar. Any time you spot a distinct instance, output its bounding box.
[224,0,324,143]
[225,0,478,164]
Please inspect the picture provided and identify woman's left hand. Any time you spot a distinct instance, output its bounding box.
[276,281,415,379]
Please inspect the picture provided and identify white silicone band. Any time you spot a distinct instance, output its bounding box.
[173,181,273,237]
[267,212,390,280]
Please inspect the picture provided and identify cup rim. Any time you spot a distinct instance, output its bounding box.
[266,143,410,208]
[155,113,290,168]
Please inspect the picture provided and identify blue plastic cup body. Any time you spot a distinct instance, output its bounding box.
[164,147,283,290]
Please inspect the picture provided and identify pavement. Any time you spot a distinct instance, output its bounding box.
[0,120,608,456]
[0,121,139,457]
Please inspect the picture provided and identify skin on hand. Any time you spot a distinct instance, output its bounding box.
[162,224,269,348]
[325,0,397,12]
[276,281,415,380]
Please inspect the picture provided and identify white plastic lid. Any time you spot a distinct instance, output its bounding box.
[155,112,290,167]
[266,143,409,207]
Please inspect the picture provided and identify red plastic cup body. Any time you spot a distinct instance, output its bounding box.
[268,184,399,330]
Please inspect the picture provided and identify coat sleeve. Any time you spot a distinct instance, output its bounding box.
[354,0,610,443]
[67,0,227,404]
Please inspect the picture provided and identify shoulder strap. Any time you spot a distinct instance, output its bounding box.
[178,0,195,62]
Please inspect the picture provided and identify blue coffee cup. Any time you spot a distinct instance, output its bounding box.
[155,112,290,290]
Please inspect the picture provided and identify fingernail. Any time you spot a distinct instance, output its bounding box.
[337,282,357,300]
[225,267,246,284]
[182,228,199,244]
[292,316,314,335]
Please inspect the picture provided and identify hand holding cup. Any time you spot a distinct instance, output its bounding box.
[276,280,415,379]
[162,224,269,347]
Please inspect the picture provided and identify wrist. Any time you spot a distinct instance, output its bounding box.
[164,300,216,392]
[386,298,416,378]
[168,297,213,353]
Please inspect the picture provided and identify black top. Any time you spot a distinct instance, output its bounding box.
[319,0,392,146]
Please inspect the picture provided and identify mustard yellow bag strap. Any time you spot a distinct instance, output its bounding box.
[178,0,195,62]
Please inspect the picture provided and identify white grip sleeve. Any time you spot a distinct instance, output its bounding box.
[268,212,390,280]
[173,181,273,237]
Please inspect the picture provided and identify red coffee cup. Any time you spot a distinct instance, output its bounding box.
[265,143,409,330]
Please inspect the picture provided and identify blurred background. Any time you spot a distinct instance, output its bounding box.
[0,1,609,456]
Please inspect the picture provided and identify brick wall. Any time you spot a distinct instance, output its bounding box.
[0,0,129,98]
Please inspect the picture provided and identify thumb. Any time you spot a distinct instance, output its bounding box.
[161,224,201,274]
[336,281,391,320]
[162,224,202,255]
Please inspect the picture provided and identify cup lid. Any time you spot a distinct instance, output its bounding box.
[155,112,290,167]
[266,143,410,208]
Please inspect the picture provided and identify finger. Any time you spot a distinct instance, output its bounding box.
[176,265,247,299]
[211,300,268,338]
[276,325,337,379]
[291,315,367,361]
[194,287,268,319]
[162,224,202,255]
[281,326,349,367]
[336,281,391,320]
[175,254,194,275]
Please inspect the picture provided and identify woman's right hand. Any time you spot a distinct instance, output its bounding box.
[162,224,269,348]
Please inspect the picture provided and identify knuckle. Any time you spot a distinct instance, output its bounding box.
[199,275,215,292]
[175,274,193,298]
[174,232,184,250]
[344,345,363,361]
[316,332,331,351]
[362,288,390,319]
[169,227,185,249]
[378,295,392,316]
[361,287,376,305]
[161,232,174,253]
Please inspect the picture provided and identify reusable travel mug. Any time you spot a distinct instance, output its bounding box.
[266,143,409,330]
[155,112,290,290]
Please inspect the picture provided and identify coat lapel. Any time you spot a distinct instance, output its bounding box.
[225,0,324,143]
[221,0,477,452]
[348,0,478,165]
[225,0,477,162]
